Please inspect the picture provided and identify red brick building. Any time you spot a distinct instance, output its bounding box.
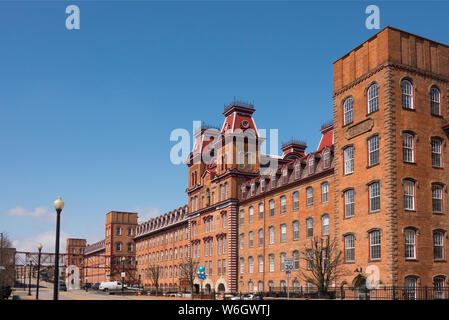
[72,27,449,297]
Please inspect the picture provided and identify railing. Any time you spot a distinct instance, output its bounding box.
[259,286,449,300]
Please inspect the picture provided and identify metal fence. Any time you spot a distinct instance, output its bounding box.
[260,286,449,300]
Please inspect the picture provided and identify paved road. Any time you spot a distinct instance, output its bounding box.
[12,280,190,300]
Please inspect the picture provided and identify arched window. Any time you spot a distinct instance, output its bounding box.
[343,97,354,125]
[368,135,380,166]
[258,203,264,220]
[344,146,354,175]
[369,230,381,260]
[239,257,244,274]
[293,250,300,270]
[258,228,264,247]
[369,182,380,212]
[280,252,286,271]
[367,83,379,114]
[306,187,313,206]
[308,156,315,175]
[321,182,329,203]
[430,86,441,116]
[432,184,443,213]
[431,138,443,168]
[269,226,275,244]
[258,281,264,293]
[269,199,275,216]
[293,221,299,240]
[403,179,415,211]
[249,231,254,248]
[295,161,301,178]
[269,254,275,272]
[283,167,288,184]
[323,149,330,168]
[401,79,414,109]
[306,218,313,237]
[293,191,299,210]
[403,133,415,163]
[344,234,355,262]
[321,214,329,236]
[224,182,229,199]
[248,256,254,273]
[433,230,445,260]
[434,276,446,299]
[405,229,417,260]
[248,281,254,292]
[258,255,264,273]
[249,206,254,222]
[404,276,418,300]
[280,196,286,213]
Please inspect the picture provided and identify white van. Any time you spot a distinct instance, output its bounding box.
[99,281,125,292]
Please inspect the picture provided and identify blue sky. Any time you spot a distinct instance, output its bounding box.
[1,1,448,252]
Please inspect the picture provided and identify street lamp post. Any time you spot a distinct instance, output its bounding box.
[53,196,64,301]
[28,258,32,296]
[36,243,43,300]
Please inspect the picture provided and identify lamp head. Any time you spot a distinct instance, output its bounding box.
[37,243,43,251]
[54,196,64,211]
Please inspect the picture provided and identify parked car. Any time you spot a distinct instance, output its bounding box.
[82,283,92,290]
[59,283,67,292]
[91,283,101,290]
[165,292,177,297]
[242,293,263,300]
[99,281,125,292]
[224,293,243,300]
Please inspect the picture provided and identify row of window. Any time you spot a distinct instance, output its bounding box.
[343,229,446,262]
[136,226,189,251]
[191,183,229,211]
[70,248,84,254]
[242,148,332,199]
[138,245,189,265]
[115,242,133,252]
[343,181,380,216]
[239,216,330,248]
[112,226,133,237]
[240,252,303,274]
[343,135,443,176]
[343,180,445,218]
[140,259,228,281]
[342,81,443,127]
[240,185,329,224]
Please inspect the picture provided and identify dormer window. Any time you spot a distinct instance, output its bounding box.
[271,173,276,188]
[251,182,255,196]
[295,162,300,179]
[323,149,330,169]
[260,179,265,192]
[283,167,288,184]
[308,157,314,175]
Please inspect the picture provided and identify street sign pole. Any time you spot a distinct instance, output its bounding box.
[286,271,290,300]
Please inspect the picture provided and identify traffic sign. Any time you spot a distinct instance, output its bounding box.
[121,272,125,278]
[282,258,294,271]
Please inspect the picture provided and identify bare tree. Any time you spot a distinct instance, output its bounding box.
[0,232,15,288]
[297,236,343,297]
[178,257,198,295]
[148,264,160,295]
